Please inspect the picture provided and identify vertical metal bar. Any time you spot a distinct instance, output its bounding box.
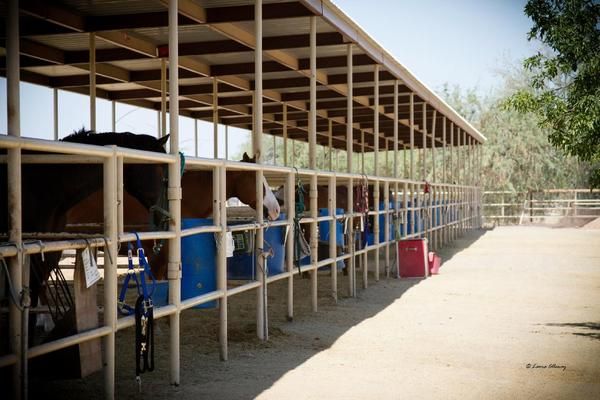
[286,171,295,320]
[348,177,355,297]
[479,144,483,227]
[384,139,389,176]
[167,0,182,384]
[329,175,337,302]
[443,118,447,184]
[346,43,355,297]
[291,139,295,166]
[103,150,118,400]
[456,127,464,236]
[459,128,463,235]
[409,94,415,244]
[309,15,318,313]
[373,64,380,282]
[273,134,276,165]
[161,58,167,138]
[431,111,437,182]
[157,111,161,137]
[225,125,229,160]
[430,111,437,249]
[213,77,219,158]
[283,103,288,166]
[7,1,22,397]
[422,103,427,181]
[53,88,59,140]
[469,137,473,229]
[362,174,368,288]
[384,139,389,273]
[111,101,116,132]
[117,157,124,234]
[346,43,353,172]
[254,0,266,340]
[421,103,428,245]
[462,129,467,235]
[442,117,447,244]
[194,119,198,157]
[402,181,408,239]
[450,123,455,241]
[215,166,228,360]
[328,120,333,171]
[384,180,390,278]
[361,131,365,173]
[89,33,96,131]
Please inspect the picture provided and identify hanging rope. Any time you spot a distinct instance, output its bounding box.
[0,257,30,312]
[116,233,156,392]
[354,176,370,248]
[292,169,311,274]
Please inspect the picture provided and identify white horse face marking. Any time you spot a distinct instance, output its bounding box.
[263,177,281,221]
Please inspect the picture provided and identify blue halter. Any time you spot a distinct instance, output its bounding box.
[118,232,156,316]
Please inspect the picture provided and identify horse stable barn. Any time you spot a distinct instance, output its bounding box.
[0,0,485,398]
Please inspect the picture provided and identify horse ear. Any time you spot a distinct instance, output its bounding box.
[157,134,170,147]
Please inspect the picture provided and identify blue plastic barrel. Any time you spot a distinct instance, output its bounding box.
[227,213,287,280]
[318,208,345,247]
[264,213,287,275]
[181,218,216,308]
[152,281,169,307]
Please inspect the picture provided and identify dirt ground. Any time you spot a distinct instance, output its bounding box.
[31,226,600,399]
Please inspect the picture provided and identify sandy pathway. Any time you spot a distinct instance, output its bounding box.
[257,227,600,400]
[34,226,600,399]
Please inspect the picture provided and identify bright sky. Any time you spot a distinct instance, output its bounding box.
[0,0,537,156]
[333,0,538,94]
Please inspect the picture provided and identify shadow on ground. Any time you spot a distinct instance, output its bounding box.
[544,322,600,341]
[28,230,486,399]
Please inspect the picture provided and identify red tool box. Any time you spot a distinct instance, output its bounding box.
[397,239,429,278]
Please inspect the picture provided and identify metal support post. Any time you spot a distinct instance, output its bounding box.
[254,0,266,340]
[329,175,337,302]
[308,15,318,312]
[409,94,415,244]
[283,104,288,166]
[167,0,182,383]
[54,88,59,139]
[7,2,23,396]
[286,171,295,320]
[215,166,228,359]
[373,64,380,282]
[213,77,219,158]
[103,151,118,400]
[194,119,198,157]
[346,43,355,297]
[89,33,96,131]
[161,58,167,138]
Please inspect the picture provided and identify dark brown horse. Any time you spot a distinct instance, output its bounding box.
[65,152,281,279]
[1,130,169,312]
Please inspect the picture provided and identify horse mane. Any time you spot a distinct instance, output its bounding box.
[62,128,168,153]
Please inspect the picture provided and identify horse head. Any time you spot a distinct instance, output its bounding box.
[62,130,169,216]
[231,152,280,221]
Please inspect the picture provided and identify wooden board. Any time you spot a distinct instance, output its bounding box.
[73,248,102,378]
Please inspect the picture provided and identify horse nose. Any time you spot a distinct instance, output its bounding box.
[264,203,280,221]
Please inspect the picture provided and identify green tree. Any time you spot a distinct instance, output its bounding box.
[441,64,590,191]
[504,0,600,187]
